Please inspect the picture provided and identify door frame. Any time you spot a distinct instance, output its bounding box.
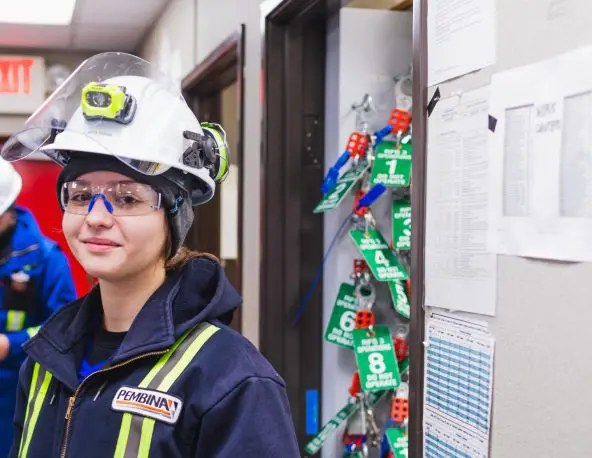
[261,0,341,450]
[263,0,428,455]
[182,26,246,332]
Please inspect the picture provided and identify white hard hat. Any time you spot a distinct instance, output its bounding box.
[0,53,228,205]
[0,158,22,214]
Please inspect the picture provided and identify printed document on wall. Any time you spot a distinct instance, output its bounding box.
[424,312,495,458]
[425,86,497,316]
[488,45,592,261]
[428,0,496,86]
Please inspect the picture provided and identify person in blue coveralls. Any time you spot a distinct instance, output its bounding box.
[0,158,76,457]
[3,52,300,458]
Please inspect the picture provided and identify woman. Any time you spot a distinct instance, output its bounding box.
[2,53,300,458]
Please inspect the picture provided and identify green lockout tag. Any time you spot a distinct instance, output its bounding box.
[350,230,408,281]
[392,199,411,250]
[304,402,357,455]
[304,391,385,455]
[389,281,410,319]
[324,283,357,349]
[399,356,409,376]
[370,141,412,187]
[314,161,370,213]
[353,326,400,392]
[386,428,409,458]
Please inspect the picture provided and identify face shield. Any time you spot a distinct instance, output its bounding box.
[0,53,208,182]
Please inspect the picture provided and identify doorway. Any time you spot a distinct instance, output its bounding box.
[182,26,246,334]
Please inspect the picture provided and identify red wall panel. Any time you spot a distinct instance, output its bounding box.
[12,159,91,297]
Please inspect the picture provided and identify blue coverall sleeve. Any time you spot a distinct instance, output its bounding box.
[5,247,76,367]
[193,376,300,457]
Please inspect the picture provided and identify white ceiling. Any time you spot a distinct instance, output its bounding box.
[0,0,171,52]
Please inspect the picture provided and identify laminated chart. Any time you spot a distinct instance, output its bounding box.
[424,313,495,458]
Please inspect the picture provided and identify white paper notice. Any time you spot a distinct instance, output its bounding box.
[428,0,496,86]
[489,45,592,261]
[426,86,497,316]
[424,312,495,458]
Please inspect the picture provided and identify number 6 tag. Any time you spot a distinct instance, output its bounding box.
[352,326,401,392]
[324,283,357,349]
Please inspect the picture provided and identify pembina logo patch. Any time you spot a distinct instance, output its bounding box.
[111,386,183,425]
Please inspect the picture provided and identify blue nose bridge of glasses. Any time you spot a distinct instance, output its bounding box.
[88,193,114,214]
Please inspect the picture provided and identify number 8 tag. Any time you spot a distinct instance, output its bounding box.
[352,326,401,392]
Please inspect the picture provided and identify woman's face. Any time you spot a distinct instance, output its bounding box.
[62,171,168,281]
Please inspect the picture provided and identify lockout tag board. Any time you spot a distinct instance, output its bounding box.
[370,141,412,187]
[385,428,409,458]
[350,230,408,281]
[353,326,401,392]
[304,391,386,455]
[388,281,410,319]
[314,161,370,213]
[392,199,411,250]
[324,283,357,349]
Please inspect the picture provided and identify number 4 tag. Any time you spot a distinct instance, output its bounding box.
[350,229,408,281]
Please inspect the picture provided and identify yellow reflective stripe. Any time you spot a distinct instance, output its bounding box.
[114,413,134,458]
[7,310,26,331]
[159,324,219,392]
[137,419,155,458]
[18,363,40,458]
[137,325,220,458]
[20,365,52,458]
[26,326,40,338]
[113,327,196,458]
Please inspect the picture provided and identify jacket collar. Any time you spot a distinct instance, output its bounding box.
[24,274,181,391]
[23,258,235,391]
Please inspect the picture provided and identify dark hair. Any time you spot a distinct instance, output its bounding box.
[163,230,218,273]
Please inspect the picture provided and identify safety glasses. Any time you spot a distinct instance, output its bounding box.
[60,180,162,216]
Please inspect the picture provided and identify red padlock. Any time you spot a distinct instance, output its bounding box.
[353,259,369,275]
[393,335,408,362]
[390,383,409,424]
[346,132,369,158]
[354,310,375,329]
[388,108,412,135]
[349,371,361,397]
[353,190,369,217]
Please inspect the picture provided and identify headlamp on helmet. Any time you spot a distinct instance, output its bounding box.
[182,122,230,184]
[81,82,137,124]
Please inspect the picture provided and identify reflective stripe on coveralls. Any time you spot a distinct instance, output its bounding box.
[18,363,53,458]
[6,310,26,331]
[114,322,220,458]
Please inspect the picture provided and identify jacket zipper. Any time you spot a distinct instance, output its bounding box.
[59,349,168,458]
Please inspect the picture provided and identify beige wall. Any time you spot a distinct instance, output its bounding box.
[139,0,262,348]
[138,0,197,83]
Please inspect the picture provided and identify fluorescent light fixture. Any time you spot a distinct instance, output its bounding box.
[0,0,77,26]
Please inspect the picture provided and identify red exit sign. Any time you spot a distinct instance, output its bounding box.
[0,58,34,95]
[0,56,45,114]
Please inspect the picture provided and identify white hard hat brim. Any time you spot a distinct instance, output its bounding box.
[0,166,22,214]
